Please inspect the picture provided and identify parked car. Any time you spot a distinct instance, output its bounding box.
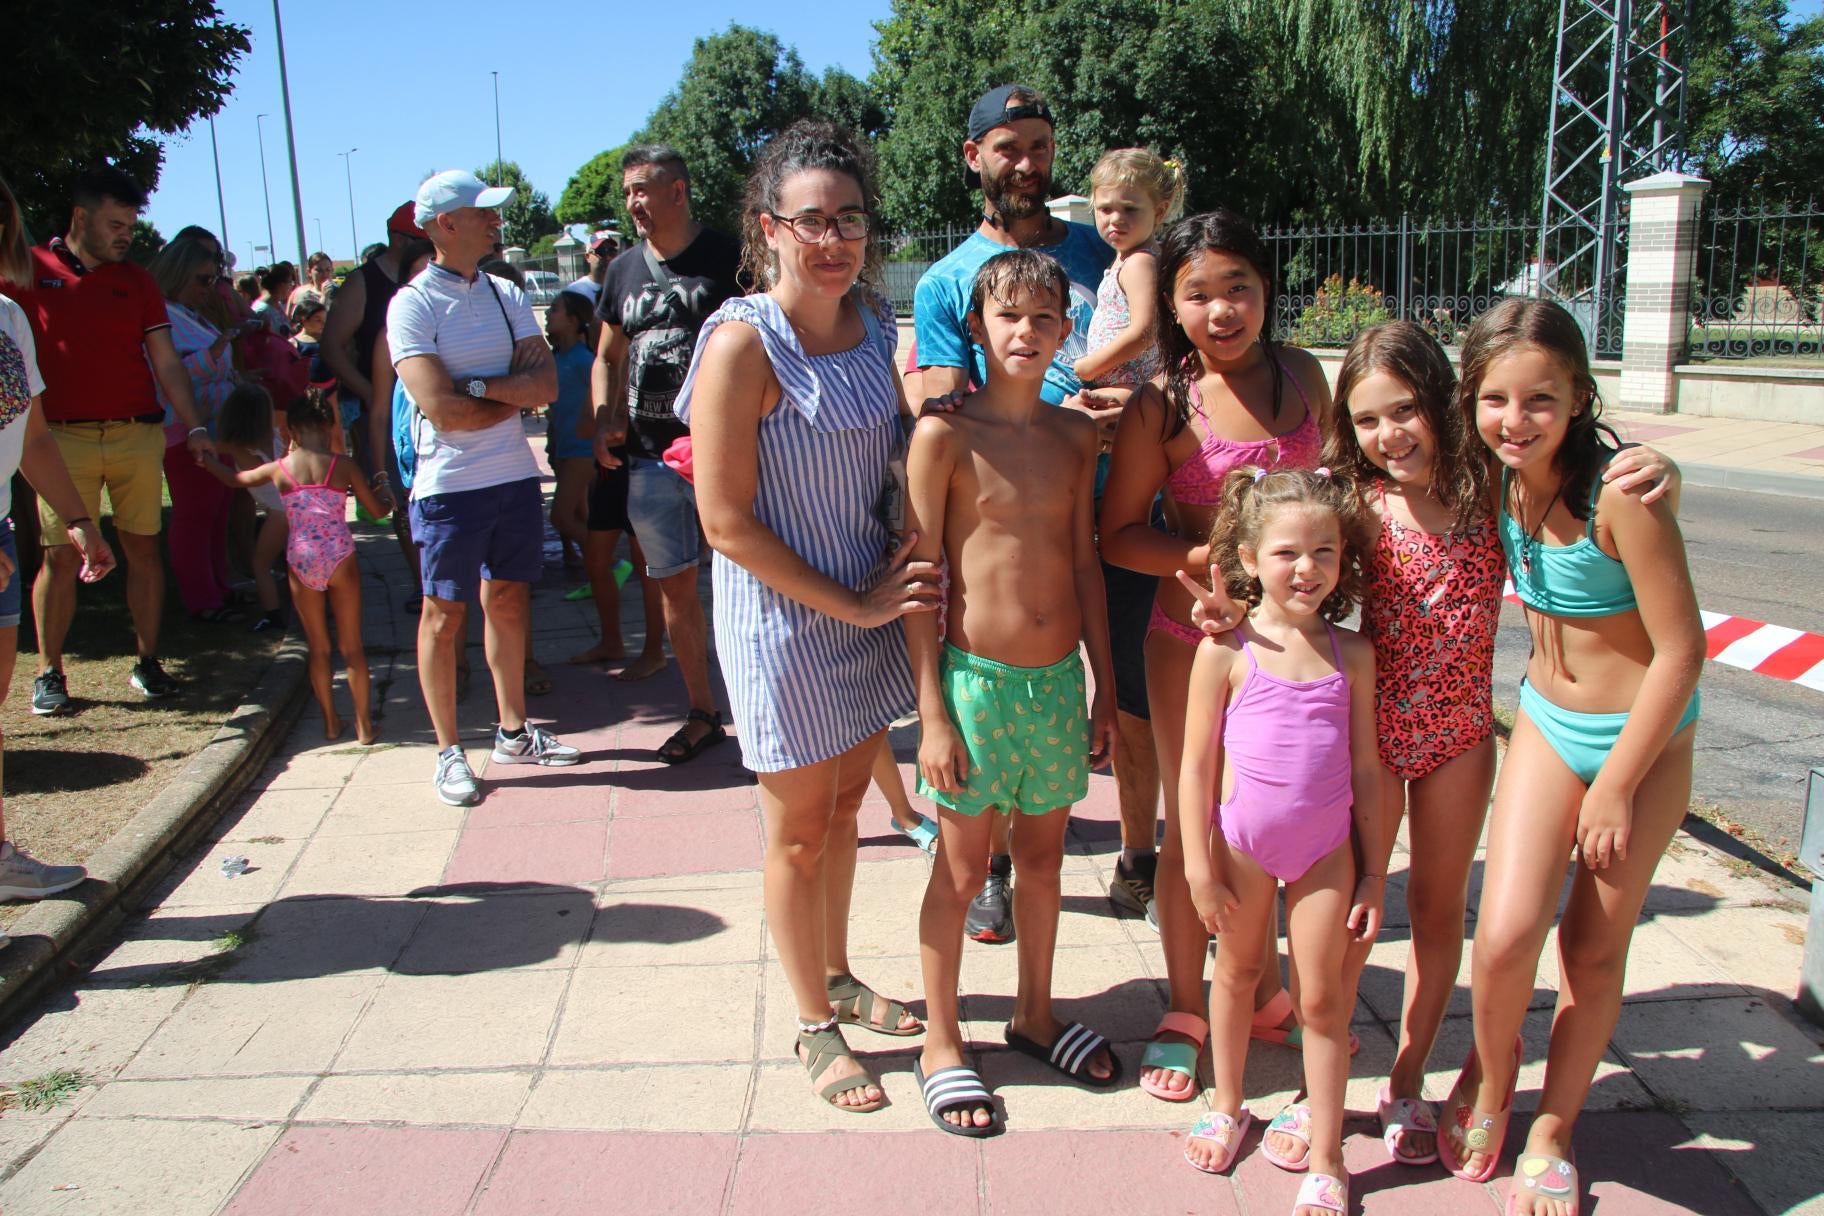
[521,269,563,305]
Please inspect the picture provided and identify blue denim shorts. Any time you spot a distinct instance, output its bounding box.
[410,477,543,601]
[0,519,20,628]
[625,456,700,579]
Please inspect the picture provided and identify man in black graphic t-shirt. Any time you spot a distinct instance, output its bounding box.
[590,144,741,763]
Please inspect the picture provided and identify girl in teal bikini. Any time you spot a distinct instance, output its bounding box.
[1441,299,1704,1216]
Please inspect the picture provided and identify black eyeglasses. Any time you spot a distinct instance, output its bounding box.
[768,211,872,243]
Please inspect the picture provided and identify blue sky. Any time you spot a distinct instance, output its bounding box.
[143,0,894,269]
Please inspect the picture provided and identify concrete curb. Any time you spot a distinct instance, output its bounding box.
[0,633,309,1023]
[1682,462,1824,501]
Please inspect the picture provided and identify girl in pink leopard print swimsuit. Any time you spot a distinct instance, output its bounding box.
[205,389,393,743]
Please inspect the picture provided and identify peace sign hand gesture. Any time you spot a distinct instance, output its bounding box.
[1178,563,1244,636]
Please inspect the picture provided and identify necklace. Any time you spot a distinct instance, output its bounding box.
[1511,478,1562,576]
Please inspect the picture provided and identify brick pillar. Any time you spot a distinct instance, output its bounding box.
[1619,171,1709,414]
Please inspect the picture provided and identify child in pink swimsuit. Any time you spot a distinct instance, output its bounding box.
[1174,466,1383,1216]
[205,389,392,744]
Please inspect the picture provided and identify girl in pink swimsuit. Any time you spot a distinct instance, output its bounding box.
[205,389,392,744]
[1099,210,1330,1104]
[1174,467,1383,1216]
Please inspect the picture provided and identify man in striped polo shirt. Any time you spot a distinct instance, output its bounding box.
[389,170,581,806]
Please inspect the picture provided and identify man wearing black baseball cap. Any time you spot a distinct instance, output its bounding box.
[911,85,1162,948]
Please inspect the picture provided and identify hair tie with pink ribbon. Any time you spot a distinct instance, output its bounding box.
[1315,466,1332,479]
[1251,467,1268,483]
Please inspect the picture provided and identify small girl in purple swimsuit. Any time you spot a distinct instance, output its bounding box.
[205,389,392,743]
[1175,466,1384,1216]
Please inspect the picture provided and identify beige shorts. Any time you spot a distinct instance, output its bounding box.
[40,421,167,542]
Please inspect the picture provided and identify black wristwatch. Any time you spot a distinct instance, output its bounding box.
[466,378,487,398]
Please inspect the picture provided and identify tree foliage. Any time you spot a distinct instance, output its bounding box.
[631,25,819,232]
[127,220,166,267]
[557,145,628,229]
[476,160,559,251]
[2,0,250,237]
[1684,1,1824,201]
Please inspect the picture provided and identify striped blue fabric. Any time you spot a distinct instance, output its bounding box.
[676,291,915,772]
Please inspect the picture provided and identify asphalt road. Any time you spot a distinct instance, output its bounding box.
[1492,485,1824,863]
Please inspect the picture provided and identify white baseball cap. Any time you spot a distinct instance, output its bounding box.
[414,170,514,226]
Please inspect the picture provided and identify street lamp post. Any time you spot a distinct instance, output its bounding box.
[255,114,277,262]
[492,71,503,177]
[314,218,325,254]
[272,0,310,267]
[208,117,230,255]
[339,149,359,262]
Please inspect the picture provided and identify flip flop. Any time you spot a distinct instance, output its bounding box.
[1438,1033,1525,1183]
[1262,1103,1313,1172]
[1507,1152,1580,1216]
[1139,1010,1207,1101]
[826,973,922,1037]
[1183,1109,1252,1174]
[1250,989,1360,1055]
[795,1023,883,1113]
[1293,1172,1350,1215]
[913,1059,1000,1138]
[1378,1085,1441,1166]
[1003,1022,1120,1088]
[891,813,939,854]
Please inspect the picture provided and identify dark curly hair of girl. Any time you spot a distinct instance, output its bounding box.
[285,387,338,434]
[218,383,275,450]
[1154,209,1282,442]
[1207,466,1371,623]
[1320,321,1490,533]
[1458,297,1619,522]
[739,118,883,291]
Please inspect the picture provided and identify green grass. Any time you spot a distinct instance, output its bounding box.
[8,1069,91,1111]
[209,928,251,953]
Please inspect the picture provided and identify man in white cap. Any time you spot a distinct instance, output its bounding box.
[388,170,582,806]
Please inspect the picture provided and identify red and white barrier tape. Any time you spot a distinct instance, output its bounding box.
[1504,581,1824,691]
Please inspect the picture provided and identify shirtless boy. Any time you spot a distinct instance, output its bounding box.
[904,250,1119,1137]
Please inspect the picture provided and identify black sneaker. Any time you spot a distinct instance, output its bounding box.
[1109,852,1160,932]
[30,670,70,716]
[966,853,1015,943]
[129,656,180,699]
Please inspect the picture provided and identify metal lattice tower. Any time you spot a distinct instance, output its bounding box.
[1537,0,1687,354]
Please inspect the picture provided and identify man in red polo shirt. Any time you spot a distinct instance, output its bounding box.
[2,167,215,712]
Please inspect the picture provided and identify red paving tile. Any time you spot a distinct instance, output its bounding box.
[224,1126,505,1216]
[1793,444,1824,462]
[1618,423,1699,442]
[475,1130,738,1215]
[463,780,616,829]
[607,809,763,877]
[728,1131,979,1215]
[445,819,610,886]
[610,759,762,815]
[983,1129,1244,1214]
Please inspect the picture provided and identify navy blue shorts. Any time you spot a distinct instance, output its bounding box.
[410,478,543,602]
[0,519,20,629]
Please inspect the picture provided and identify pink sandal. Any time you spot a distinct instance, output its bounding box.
[1139,1011,1207,1101]
[1182,1108,1251,1174]
[1261,1103,1313,1172]
[1249,990,1361,1055]
[1438,1034,1524,1183]
[1293,1172,1349,1215]
[1377,1084,1440,1166]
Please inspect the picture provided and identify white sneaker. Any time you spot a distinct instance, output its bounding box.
[0,842,87,901]
[491,724,581,767]
[434,747,481,807]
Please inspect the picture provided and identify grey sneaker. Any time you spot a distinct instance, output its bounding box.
[434,746,481,807]
[965,853,1015,943]
[0,842,88,901]
[491,724,581,767]
[31,670,70,716]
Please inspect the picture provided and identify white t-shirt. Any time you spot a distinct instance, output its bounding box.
[386,263,541,498]
[0,294,44,519]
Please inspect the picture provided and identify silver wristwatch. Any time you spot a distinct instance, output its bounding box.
[466,378,487,398]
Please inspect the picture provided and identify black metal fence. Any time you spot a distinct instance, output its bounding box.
[1688,202,1824,362]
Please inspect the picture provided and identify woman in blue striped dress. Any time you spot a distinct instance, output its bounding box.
[678,121,941,1114]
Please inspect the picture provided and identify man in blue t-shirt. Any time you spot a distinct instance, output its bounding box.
[911,84,1163,951]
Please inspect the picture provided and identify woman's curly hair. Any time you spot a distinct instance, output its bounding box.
[1207,466,1372,623]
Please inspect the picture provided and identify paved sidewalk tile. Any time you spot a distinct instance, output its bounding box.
[606,811,762,878]
[298,1070,534,1126]
[475,1130,738,1215]
[518,1065,750,1132]
[223,1126,505,1216]
[444,819,610,887]
[0,1116,279,1216]
[1685,1110,1824,1216]
[984,1128,1245,1214]
[729,1130,978,1214]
